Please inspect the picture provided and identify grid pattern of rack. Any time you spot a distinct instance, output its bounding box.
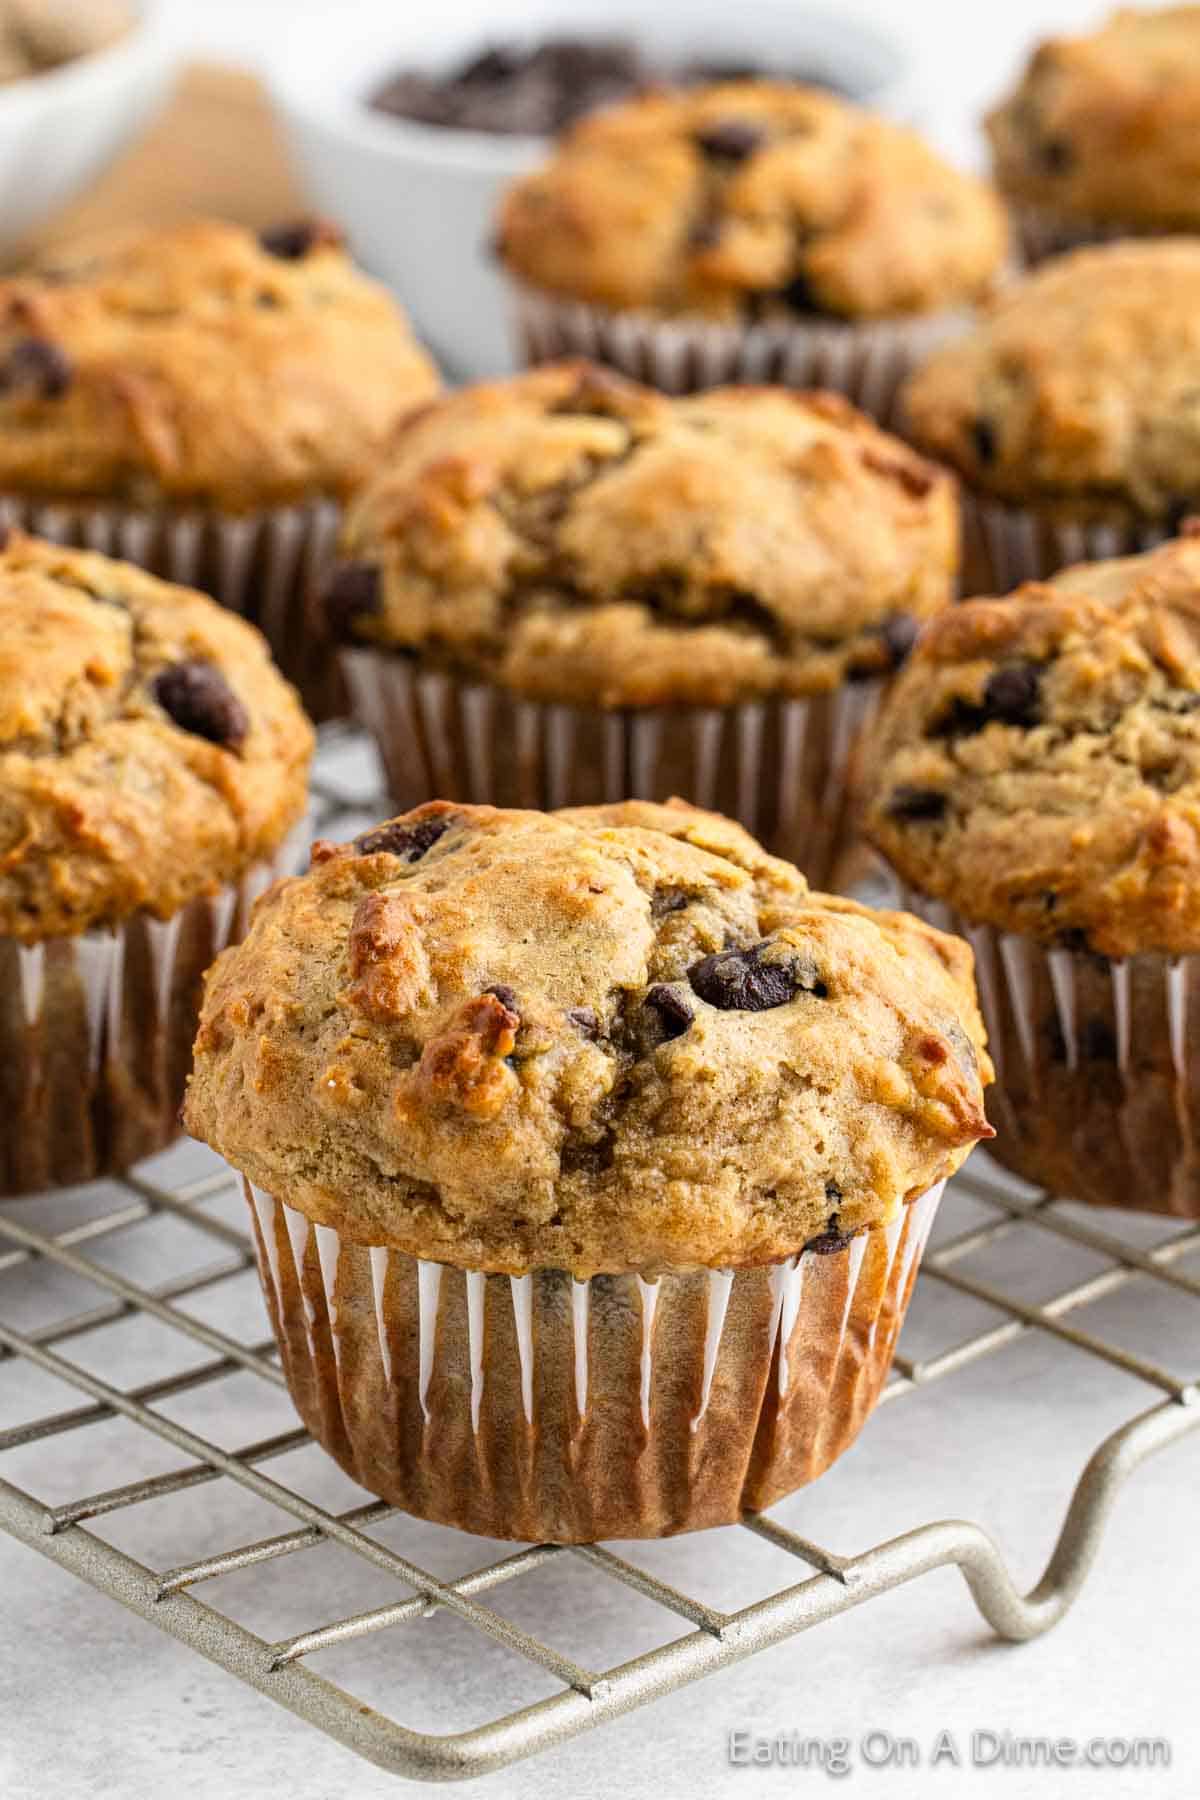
[2,727,1199,1784]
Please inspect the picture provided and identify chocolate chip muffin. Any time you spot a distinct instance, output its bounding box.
[901,241,1200,591]
[861,530,1200,1215]
[0,529,313,1194]
[987,7,1200,262]
[185,797,992,1539]
[333,360,959,888]
[497,81,1008,416]
[0,217,439,711]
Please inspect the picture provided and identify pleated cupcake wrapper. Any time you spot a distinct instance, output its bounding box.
[1011,205,1148,268]
[962,493,1171,596]
[0,828,306,1198]
[243,1176,945,1542]
[509,280,970,426]
[0,492,343,718]
[898,883,1200,1216]
[342,649,883,889]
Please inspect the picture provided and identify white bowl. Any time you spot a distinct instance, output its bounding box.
[268,3,917,380]
[0,2,176,258]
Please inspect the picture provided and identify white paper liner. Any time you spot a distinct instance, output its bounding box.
[509,280,971,425]
[0,825,307,1197]
[962,493,1171,596]
[898,883,1200,1216]
[342,649,883,890]
[0,492,343,716]
[243,1176,945,1542]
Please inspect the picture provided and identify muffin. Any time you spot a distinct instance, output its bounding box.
[0,218,440,712]
[184,797,992,1541]
[331,361,960,889]
[0,0,129,81]
[901,241,1200,592]
[861,531,1200,1216]
[0,529,313,1195]
[497,81,1009,420]
[988,7,1200,263]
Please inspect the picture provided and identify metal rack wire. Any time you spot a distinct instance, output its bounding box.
[2,727,1198,1784]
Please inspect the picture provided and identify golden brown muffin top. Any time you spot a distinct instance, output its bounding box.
[330,362,959,707]
[497,81,1008,321]
[185,798,992,1276]
[988,7,1200,230]
[862,533,1200,957]
[0,218,440,513]
[902,241,1200,522]
[0,531,313,941]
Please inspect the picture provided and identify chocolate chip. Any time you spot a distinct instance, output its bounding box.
[651,887,690,918]
[1040,136,1073,174]
[567,1006,600,1038]
[643,984,694,1041]
[777,271,818,315]
[259,219,337,260]
[694,118,764,161]
[879,612,920,669]
[2,337,71,398]
[153,661,248,748]
[825,1180,843,1202]
[984,663,1041,727]
[971,417,997,465]
[1054,926,1091,954]
[485,984,519,1014]
[355,814,454,860]
[886,786,947,822]
[805,1217,857,1255]
[687,943,826,1012]
[323,563,382,641]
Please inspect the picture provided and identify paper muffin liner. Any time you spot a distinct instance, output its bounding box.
[898,885,1200,1217]
[0,492,343,719]
[342,649,883,891]
[510,281,971,426]
[961,493,1170,597]
[0,831,305,1198]
[243,1176,945,1542]
[1010,205,1147,268]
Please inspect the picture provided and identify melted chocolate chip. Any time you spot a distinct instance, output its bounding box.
[259,219,335,260]
[804,1218,857,1255]
[934,663,1042,738]
[643,984,695,1041]
[323,563,382,641]
[2,337,71,398]
[971,417,997,465]
[354,815,454,860]
[694,118,764,161]
[153,661,248,748]
[485,984,519,1014]
[567,1006,600,1038]
[687,943,826,1012]
[651,887,690,918]
[879,612,920,669]
[886,786,947,822]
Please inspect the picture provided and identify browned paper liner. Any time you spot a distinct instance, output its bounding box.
[962,494,1169,597]
[1011,206,1144,268]
[0,832,305,1197]
[0,492,343,718]
[244,1178,945,1543]
[342,649,883,890]
[901,887,1200,1217]
[510,281,969,425]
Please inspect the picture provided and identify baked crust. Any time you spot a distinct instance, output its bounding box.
[862,533,1200,957]
[0,219,439,512]
[186,797,992,1275]
[334,362,959,707]
[497,81,1007,320]
[0,531,313,940]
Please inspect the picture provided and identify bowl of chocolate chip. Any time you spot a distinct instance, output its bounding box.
[269,4,914,378]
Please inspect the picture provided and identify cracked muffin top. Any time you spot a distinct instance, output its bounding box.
[901,241,1200,523]
[987,7,1200,231]
[329,362,959,707]
[0,531,313,941]
[0,218,439,513]
[496,81,1008,321]
[861,533,1200,958]
[184,797,992,1275]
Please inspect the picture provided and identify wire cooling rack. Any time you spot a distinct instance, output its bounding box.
[2,725,1199,1784]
